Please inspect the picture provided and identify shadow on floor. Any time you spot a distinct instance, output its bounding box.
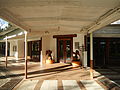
[94,66,120,89]
[0,64,74,79]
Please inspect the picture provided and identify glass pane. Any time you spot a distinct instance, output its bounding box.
[32,41,39,52]
[59,40,64,60]
[66,40,71,60]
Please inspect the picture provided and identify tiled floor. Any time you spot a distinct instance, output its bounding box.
[94,67,120,89]
[15,80,104,90]
[0,57,120,90]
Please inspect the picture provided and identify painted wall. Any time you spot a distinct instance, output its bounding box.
[9,34,84,63]
[41,34,85,63]
[49,35,57,62]
[42,35,51,64]
[73,34,85,64]
[10,40,18,60]
[73,34,84,52]
[10,40,24,60]
[18,40,24,58]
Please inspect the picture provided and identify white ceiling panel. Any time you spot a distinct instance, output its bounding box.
[0,0,120,34]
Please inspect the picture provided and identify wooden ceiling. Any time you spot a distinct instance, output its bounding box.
[0,0,120,35]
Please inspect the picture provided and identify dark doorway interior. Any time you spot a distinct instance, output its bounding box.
[0,42,10,56]
[87,38,120,67]
[27,40,41,62]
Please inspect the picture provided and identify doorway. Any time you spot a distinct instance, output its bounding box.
[57,38,73,63]
[27,40,42,62]
[87,37,120,67]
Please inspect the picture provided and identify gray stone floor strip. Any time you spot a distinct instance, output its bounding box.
[16,80,38,90]
[80,80,104,90]
[62,80,81,90]
[40,80,58,90]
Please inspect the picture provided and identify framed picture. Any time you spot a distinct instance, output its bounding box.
[75,42,79,49]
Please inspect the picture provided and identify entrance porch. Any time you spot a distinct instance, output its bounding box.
[0,57,120,89]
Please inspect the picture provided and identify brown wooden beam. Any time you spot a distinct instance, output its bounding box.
[90,60,93,79]
[5,56,7,68]
[53,34,77,38]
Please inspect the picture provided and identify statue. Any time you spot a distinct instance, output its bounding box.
[46,50,53,64]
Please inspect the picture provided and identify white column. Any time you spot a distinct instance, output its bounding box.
[83,35,87,67]
[90,33,93,79]
[5,36,8,68]
[24,31,28,79]
[40,51,43,66]
[90,33,93,61]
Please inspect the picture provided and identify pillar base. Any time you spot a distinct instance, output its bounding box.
[5,56,8,68]
[90,60,94,79]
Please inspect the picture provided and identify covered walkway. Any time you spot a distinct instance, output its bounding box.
[0,57,120,89]
[0,0,120,89]
[0,57,90,80]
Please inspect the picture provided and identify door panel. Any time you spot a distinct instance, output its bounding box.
[59,40,64,62]
[66,40,72,62]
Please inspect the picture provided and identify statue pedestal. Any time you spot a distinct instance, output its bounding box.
[46,59,54,64]
[72,61,81,67]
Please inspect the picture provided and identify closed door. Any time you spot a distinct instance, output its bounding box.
[27,40,41,61]
[32,41,40,61]
[57,38,73,63]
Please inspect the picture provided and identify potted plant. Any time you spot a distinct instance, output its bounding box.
[46,50,54,64]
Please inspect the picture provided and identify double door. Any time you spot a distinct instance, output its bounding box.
[57,38,73,63]
[28,40,41,61]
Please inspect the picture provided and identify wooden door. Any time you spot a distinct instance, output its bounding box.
[57,38,73,63]
[27,40,41,62]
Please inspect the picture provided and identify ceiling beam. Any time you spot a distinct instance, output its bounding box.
[20,17,94,22]
[30,24,83,29]
[0,8,30,32]
[83,6,120,33]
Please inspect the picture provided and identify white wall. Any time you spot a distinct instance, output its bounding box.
[10,34,84,62]
[49,35,57,62]
[73,34,84,52]
[18,40,24,58]
[42,35,51,64]
[73,34,85,64]
[10,40,18,60]
[41,34,85,63]
[10,40,24,60]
